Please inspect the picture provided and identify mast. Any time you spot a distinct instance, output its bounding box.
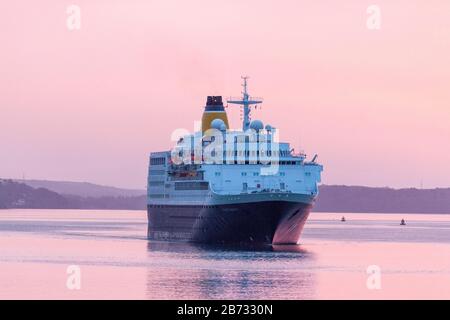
[227,76,263,131]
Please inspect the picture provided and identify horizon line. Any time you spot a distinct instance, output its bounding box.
[2,177,449,192]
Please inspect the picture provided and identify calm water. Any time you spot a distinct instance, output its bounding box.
[1,209,450,299]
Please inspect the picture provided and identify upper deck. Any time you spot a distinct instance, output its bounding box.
[147,78,322,204]
[147,141,322,205]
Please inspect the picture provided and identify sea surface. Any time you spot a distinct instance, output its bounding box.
[1,209,450,299]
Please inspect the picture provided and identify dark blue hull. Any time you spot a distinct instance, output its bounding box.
[147,201,312,245]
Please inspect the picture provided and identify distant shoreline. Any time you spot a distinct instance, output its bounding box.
[1,208,448,216]
[1,179,449,214]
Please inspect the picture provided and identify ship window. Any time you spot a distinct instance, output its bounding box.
[253,172,259,176]
[149,169,165,175]
[243,183,248,191]
[174,181,209,191]
[215,172,221,176]
[280,183,285,190]
[241,172,247,176]
[149,194,165,198]
[150,157,166,165]
[280,172,285,176]
[149,181,164,186]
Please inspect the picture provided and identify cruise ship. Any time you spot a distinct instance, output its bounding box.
[147,78,323,245]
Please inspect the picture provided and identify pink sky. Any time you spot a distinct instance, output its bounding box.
[1,0,449,189]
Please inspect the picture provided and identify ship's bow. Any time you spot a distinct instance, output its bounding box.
[198,192,315,245]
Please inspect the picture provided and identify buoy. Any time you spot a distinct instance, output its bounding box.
[400,219,406,226]
[341,216,346,222]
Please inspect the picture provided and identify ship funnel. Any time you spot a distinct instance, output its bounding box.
[201,96,229,133]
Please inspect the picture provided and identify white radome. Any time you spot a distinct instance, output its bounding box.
[250,120,264,131]
[211,118,225,130]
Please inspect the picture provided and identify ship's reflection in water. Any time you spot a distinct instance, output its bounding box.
[145,241,316,299]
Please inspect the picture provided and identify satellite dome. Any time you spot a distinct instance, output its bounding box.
[211,118,225,130]
[250,120,264,131]
[265,124,272,131]
[219,123,227,131]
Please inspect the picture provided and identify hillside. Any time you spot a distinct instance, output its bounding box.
[15,179,145,197]
[0,179,69,209]
[315,185,450,213]
[0,179,145,210]
[1,179,450,213]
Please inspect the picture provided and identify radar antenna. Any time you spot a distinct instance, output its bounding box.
[227,76,263,131]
